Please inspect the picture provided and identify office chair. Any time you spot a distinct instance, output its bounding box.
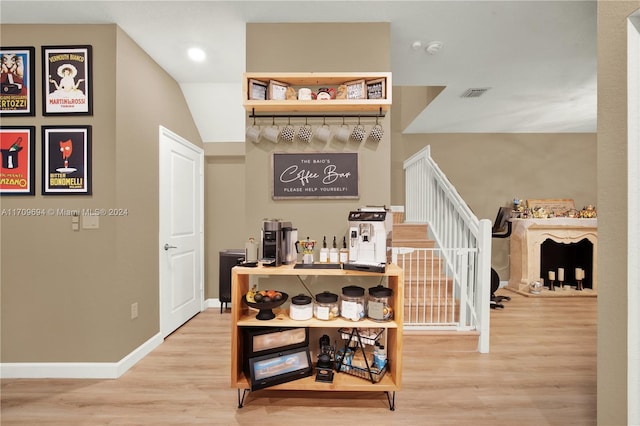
[490,207,512,309]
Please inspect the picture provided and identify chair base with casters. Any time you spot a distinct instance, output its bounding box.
[490,267,511,309]
[490,207,513,309]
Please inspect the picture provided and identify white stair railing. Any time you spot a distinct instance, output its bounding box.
[397,146,491,353]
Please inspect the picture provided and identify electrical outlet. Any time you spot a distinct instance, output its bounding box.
[131,302,138,319]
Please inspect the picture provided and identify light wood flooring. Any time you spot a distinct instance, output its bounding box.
[1,290,596,425]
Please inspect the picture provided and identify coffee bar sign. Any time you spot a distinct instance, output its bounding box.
[272,152,359,199]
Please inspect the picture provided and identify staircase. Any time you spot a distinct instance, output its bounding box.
[392,214,480,352]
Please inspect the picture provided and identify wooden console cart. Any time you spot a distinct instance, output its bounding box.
[230,264,403,410]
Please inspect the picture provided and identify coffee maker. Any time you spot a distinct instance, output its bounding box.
[347,207,393,264]
[262,219,297,266]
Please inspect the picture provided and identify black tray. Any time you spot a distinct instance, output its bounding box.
[294,263,342,270]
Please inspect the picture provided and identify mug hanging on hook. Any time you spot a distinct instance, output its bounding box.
[297,117,312,143]
[263,116,280,143]
[369,116,384,142]
[280,117,295,143]
[246,116,262,143]
[350,116,366,142]
[315,116,332,143]
[335,116,351,143]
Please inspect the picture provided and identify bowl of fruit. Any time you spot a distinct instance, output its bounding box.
[243,287,288,320]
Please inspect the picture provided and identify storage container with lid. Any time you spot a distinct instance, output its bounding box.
[314,291,340,320]
[289,294,313,320]
[367,285,393,321]
[340,285,366,321]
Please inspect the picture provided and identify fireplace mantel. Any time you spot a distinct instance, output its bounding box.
[508,218,598,296]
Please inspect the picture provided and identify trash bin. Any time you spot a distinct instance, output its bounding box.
[219,249,245,313]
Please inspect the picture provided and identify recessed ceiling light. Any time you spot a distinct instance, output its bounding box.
[187,47,206,62]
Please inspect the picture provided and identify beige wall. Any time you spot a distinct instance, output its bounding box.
[244,23,391,243]
[204,23,392,300]
[3,14,638,419]
[597,1,640,424]
[390,87,597,280]
[0,24,202,362]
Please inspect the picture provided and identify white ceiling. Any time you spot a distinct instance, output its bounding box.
[1,0,597,138]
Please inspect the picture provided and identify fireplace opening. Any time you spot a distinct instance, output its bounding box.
[540,238,594,289]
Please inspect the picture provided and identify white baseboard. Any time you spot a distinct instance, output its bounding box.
[1,300,226,379]
[0,332,163,379]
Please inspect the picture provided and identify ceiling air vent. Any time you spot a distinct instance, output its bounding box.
[460,88,491,98]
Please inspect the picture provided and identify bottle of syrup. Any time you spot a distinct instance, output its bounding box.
[319,236,329,262]
[329,236,339,263]
[339,236,349,263]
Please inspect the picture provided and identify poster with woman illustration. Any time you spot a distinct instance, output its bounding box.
[0,47,35,116]
[0,126,35,195]
[42,126,92,195]
[42,45,93,115]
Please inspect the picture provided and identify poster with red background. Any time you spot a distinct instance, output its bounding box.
[0,126,35,195]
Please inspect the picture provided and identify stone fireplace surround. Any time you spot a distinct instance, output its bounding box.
[508,218,598,296]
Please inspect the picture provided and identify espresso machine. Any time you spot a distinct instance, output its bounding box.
[261,219,297,266]
[347,207,393,265]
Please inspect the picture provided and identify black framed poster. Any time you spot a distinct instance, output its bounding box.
[0,46,36,117]
[272,152,359,199]
[42,45,93,115]
[42,125,92,195]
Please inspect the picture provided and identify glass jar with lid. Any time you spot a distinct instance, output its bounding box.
[340,285,366,321]
[314,291,339,320]
[367,285,393,321]
[289,294,313,321]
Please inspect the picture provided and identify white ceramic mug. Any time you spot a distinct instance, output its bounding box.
[335,124,351,143]
[246,125,262,143]
[297,124,313,143]
[263,125,280,143]
[350,124,366,142]
[315,124,332,143]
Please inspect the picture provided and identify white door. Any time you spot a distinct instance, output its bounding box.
[159,126,204,338]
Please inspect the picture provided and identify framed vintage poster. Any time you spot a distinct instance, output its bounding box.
[0,47,36,116]
[0,126,35,195]
[272,152,359,199]
[366,78,386,100]
[42,45,93,115]
[42,125,92,195]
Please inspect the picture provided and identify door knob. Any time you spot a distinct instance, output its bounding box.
[164,243,177,251]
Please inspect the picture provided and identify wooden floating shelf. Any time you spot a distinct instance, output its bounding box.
[243,72,392,113]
